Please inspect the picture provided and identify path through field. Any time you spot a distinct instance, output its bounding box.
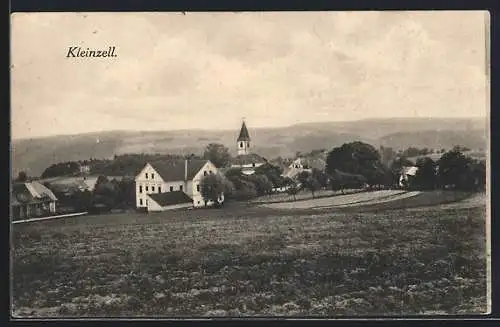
[261,190,410,210]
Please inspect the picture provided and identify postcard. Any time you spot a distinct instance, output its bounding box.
[10,11,490,318]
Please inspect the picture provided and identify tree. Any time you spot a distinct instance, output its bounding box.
[41,161,80,178]
[298,171,321,198]
[326,142,385,187]
[329,169,367,194]
[224,168,245,189]
[70,190,93,211]
[113,178,136,209]
[15,171,28,182]
[233,179,258,200]
[200,173,229,207]
[412,157,437,190]
[286,181,299,201]
[311,168,329,189]
[438,149,474,190]
[247,174,273,196]
[203,143,231,168]
[254,163,284,187]
[297,170,310,186]
[93,175,116,209]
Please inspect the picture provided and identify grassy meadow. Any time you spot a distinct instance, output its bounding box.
[11,195,487,317]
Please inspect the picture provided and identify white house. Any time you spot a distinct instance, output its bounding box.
[230,120,267,175]
[283,157,327,180]
[135,159,222,211]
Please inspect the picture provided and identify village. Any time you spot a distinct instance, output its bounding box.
[10,120,486,221]
[10,10,490,317]
[10,120,488,317]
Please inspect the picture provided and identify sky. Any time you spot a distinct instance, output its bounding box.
[11,11,489,139]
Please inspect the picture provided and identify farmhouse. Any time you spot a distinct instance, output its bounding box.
[230,120,267,175]
[283,156,327,180]
[399,166,419,188]
[11,181,58,220]
[135,159,222,211]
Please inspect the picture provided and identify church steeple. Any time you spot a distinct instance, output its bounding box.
[237,120,251,155]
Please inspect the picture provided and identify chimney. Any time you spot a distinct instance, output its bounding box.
[184,159,188,181]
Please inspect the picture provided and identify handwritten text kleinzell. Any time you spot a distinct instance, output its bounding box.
[66,46,117,58]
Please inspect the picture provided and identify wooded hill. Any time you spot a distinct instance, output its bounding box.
[12,117,487,177]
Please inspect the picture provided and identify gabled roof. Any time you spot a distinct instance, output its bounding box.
[148,191,193,207]
[146,159,208,182]
[237,121,251,141]
[289,157,326,171]
[11,181,58,204]
[231,153,267,166]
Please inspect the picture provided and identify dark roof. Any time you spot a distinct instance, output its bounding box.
[237,121,251,141]
[147,159,208,182]
[231,153,267,166]
[148,191,193,206]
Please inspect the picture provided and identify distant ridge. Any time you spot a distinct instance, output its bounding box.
[11,117,487,177]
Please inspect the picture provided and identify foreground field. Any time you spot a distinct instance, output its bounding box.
[12,198,487,317]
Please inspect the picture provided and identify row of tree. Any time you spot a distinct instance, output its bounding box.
[52,176,136,213]
[199,142,486,204]
[405,148,486,191]
[24,141,486,213]
[324,142,485,192]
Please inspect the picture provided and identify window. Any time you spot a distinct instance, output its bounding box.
[197,184,200,192]
[146,199,148,206]
[152,186,155,192]
[252,163,255,167]
[204,171,207,176]
[146,186,149,192]
[170,186,173,192]
[198,201,200,204]
[209,170,213,174]
[158,186,162,193]
[180,185,183,191]
[240,142,243,148]
[151,173,154,179]
[139,185,143,193]
[145,173,148,179]
[139,199,143,205]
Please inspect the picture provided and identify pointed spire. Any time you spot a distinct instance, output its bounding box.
[237,120,251,141]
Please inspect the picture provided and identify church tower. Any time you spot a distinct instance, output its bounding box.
[237,120,251,155]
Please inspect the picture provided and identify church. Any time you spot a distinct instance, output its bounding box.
[230,120,267,175]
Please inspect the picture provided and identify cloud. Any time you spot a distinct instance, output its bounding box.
[11,11,488,139]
